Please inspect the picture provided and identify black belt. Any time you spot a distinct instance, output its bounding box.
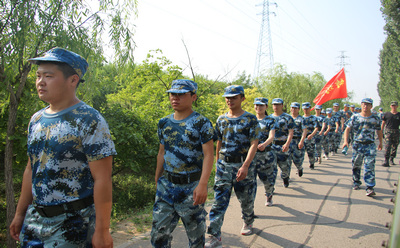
[219,153,247,163]
[274,140,286,146]
[164,171,202,184]
[257,145,272,153]
[356,140,374,145]
[292,136,302,140]
[34,196,94,218]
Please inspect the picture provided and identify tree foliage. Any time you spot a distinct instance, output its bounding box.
[378,0,400,107]
[0,0,137,246]
[256,64,327,111]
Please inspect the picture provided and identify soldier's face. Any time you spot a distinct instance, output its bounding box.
[361,102,372,112]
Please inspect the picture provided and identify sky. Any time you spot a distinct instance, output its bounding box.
[126,0,386,106]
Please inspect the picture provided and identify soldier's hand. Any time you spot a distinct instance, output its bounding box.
[236,166,248,181]
[282,143,289,152]
[10,215,24,241]
[193,183,208,205]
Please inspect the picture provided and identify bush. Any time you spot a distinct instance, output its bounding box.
[112,173,156,215]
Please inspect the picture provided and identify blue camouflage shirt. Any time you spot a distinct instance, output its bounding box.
[158,111,214,175]
[332,110,345,131]
[215,111,260,157]
[257,116,277,144]
[323,116,338,132]
[303,115,318,135]
[270,113,294,142]
[292,115,305,138]
[315,115,325,130]
[346,113,382,143]
[27,102,117,206]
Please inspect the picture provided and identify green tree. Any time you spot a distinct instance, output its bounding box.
[0,0,136,246]
[378,0,400,107]
[257,64,327,111]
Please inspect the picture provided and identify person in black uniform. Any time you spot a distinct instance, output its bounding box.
[382,101,400,166]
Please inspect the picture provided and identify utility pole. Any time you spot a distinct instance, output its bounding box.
[254,0,276,80]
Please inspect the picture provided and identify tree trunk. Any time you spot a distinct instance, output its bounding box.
[5,98,18,248]
[4,64,30,247]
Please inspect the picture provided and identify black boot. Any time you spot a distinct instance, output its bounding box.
[390,158,396,165]
[382,158,390,167]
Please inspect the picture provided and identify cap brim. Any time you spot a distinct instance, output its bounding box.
[28,55,64,64]
[222,93,240,97]
[254,101,266,105]
[167,89,191,93]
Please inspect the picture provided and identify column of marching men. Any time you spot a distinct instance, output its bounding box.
[148,80,382,248]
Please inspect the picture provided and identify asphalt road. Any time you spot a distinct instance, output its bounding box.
[118,142,398,248]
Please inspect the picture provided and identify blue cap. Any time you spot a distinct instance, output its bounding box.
[28,47,88,79]
[361,98,373,105]
[350,105,355,108]
[272,98,284,104]
[333,103,339,107]
[222,85,244,97]
[254,97,268,105]
[302,102,311,109]
[379,107,383,111]
[167,79,197,94]
[315,105,322,110]
[355,107,361,111]
[321,109,326,114]
[290,102,300,108]
[344,103,350,107]
[326,108,333,114]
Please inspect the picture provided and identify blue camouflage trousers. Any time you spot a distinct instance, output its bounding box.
[322,132,334,155]
[288,139,305,172]
[351,142,377,189]
[275,145,290,180]
[207,160,256,239]
[334,131,342,150]
[314,134,323,157]
[20,204,95,247]
[254,150,277,197]
[151,176,207,248]
[304,138,316,165]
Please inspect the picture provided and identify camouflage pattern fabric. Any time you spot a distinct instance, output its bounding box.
[270,113,294,180]
[20,205,95,247]
[152,111,214,247]
[27,101,116,206]
[383,129,400,160]
[346,113,382,189]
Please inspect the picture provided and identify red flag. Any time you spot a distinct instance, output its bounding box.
[313,68,347,107]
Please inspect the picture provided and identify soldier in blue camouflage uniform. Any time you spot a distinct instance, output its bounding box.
[270,98,294,188]
[378,107,384,120]
[253,97,278,207]
[343,98,383,196]
[288,102,307,177]
[332,103,345,154]
[350,105,356,114]
[151,80,214,248]
[10,48,117,247]
[302,102,319,169]
[314,105,325,165]
[206,85,259,248]
[320,108,339,160]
